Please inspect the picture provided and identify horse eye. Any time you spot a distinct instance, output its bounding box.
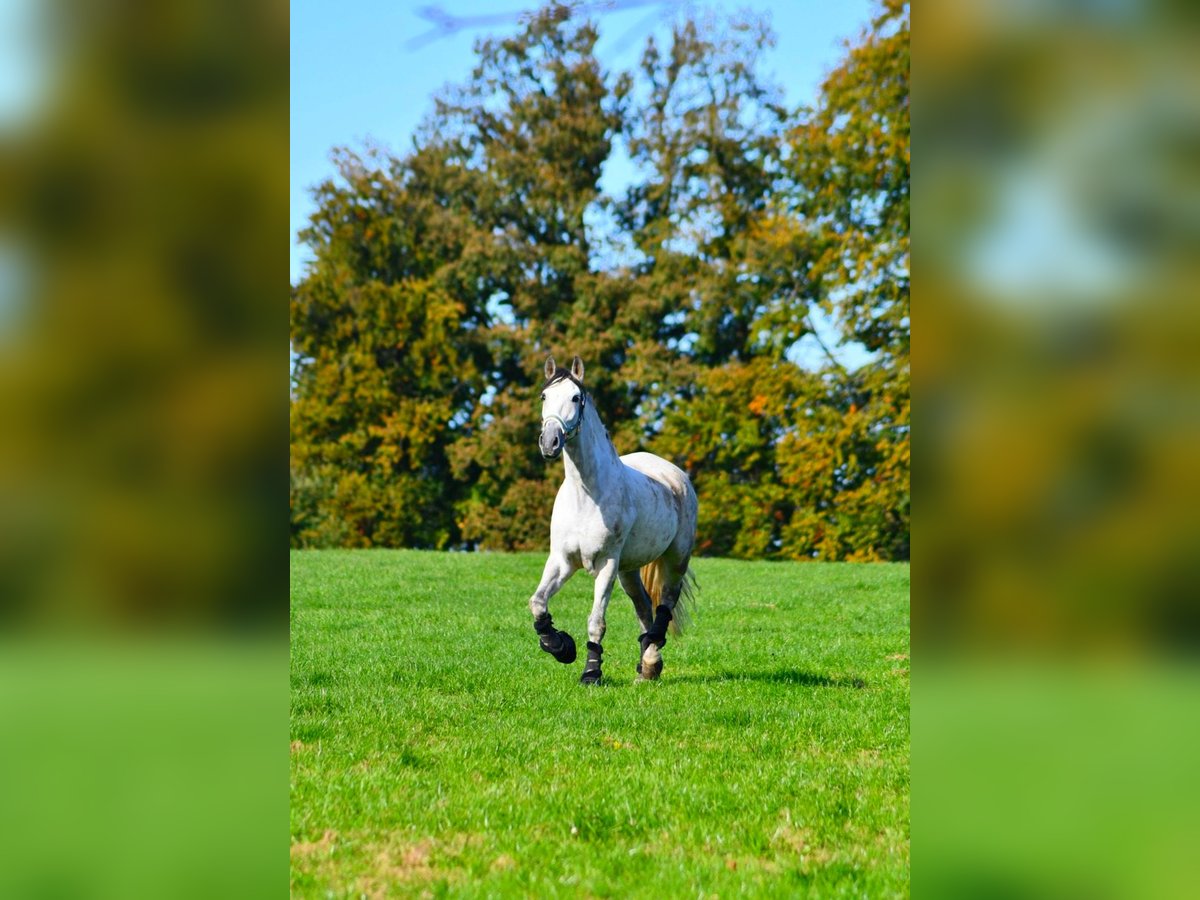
[573,395,580,403]
[540,393,545,401]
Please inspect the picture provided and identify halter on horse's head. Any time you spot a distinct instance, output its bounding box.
[538,355,586,460]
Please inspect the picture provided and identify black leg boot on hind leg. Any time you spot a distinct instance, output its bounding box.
[636,605,672,680]
[581,642,603,685]
[534,612,577,664]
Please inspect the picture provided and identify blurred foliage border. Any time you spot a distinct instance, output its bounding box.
[1,0,1198,895]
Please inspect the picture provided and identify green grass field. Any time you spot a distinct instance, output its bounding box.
[291,550,909,898]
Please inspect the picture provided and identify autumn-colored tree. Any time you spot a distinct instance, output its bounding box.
[290,1,909,560]
[645,2,909,561]
[780,0,910,560]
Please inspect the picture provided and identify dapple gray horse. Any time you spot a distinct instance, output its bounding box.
[528,355,697,685]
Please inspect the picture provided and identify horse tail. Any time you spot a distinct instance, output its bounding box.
[673,569,696,635]
[639,558,695,637]
[639,559,665,626]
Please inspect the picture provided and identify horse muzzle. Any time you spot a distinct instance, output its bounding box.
[539,422,564,459]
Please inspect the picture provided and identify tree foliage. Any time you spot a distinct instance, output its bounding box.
[290,1,909,560]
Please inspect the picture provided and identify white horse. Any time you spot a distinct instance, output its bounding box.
[529,355,697,684]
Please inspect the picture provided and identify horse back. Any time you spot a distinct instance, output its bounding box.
[621,452,697,533]
[620,452,694,505]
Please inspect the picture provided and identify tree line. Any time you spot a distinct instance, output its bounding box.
[291,1,909,561]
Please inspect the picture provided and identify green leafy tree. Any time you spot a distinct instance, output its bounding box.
[618,14,788,368]
[290,147,486,547]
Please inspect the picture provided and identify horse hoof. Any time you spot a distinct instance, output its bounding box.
[540,629,577,664]
[580,668,602,685]
[638,645,663,681]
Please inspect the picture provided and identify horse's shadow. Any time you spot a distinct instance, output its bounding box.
[666,669,866,689]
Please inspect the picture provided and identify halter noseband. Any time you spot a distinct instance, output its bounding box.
[540,372,586,442]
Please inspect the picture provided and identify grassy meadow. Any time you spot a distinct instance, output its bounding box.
[290,550,909,897]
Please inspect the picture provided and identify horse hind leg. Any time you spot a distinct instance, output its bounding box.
[639,491,697,679]
[638,636,664,681]
[618,570,654,634]
[636,559,684,681]
[620,569,662,679]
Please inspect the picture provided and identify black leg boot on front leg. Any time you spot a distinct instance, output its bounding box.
[581,642,603,685]
[636,605,672,679]
[534,612,576,664]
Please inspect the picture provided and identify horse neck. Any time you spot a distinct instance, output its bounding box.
[562,400,622,496]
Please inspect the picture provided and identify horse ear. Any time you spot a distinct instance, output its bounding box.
[544,356,556,380]
[570,356,585,382]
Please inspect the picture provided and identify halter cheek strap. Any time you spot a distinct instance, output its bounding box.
[542,395,585,441]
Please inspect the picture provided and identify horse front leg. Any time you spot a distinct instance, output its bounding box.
[530,553,578,664]
[581,557,618,685]
[528,554,578,667]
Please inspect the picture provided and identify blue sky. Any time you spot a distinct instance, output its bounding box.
[291,0,877,367]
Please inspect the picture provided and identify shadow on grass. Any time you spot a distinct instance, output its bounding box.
[666,669,866,688]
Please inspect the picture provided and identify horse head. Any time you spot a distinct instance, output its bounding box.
[538,355,586,460]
